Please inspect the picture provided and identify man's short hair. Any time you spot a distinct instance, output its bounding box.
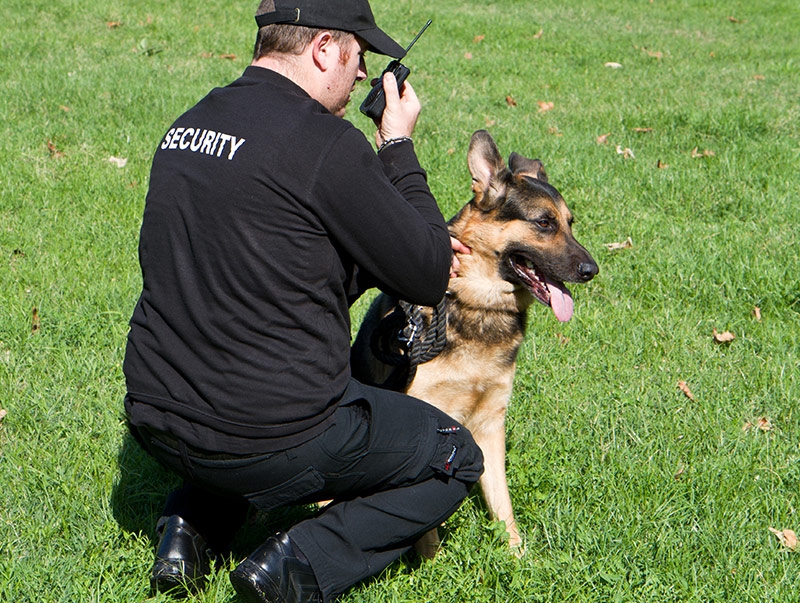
[253,5,354,61]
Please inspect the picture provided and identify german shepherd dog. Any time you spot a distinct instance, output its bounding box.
[351,130,598,554]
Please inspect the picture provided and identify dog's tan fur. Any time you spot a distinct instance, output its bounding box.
[352,130,597,555]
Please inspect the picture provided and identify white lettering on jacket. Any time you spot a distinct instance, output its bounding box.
[160,127,246,161]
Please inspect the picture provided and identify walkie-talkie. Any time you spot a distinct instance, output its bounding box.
[359,19,432,121]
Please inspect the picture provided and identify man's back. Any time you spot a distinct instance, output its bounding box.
[124,66,451,453]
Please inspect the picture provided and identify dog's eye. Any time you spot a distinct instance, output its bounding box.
[535,218,554,231]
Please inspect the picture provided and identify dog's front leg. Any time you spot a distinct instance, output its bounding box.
[414,528,441,559]
[471,401,524,554]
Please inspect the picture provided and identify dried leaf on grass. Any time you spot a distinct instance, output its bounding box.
[0,408,7,422]
[47,140,64,158]
[604,62,623,69]
[657,159,669,169]
[753,307,762,321]
[31,307,40,334]
[596,133,610,145]
[200,53,238,60]
[712,328,735,344]
[473,35,485,43]
[616,145,635,159]
[604,237,633,251]
[743,417,773,433]
[108,156,128,168]
[769,527,797,551]
[691,147,716,158]
[537,100,554,112]
[677,380,695,401]
[506,96,518,107]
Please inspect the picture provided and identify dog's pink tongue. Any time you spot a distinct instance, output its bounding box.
[546,280,574,322]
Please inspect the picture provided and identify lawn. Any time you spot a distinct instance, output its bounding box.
[1,0,798,601]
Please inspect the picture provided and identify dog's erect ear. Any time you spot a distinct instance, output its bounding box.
[508,152,548,183]
[468,130,507,210]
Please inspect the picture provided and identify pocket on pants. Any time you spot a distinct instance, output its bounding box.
[246,466,325,512]
[429,425,484,482]
[319,401,370,463]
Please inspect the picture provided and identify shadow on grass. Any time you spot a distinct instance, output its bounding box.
[110,431,177,543]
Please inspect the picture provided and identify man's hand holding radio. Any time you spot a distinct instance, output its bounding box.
[374,71,420,150]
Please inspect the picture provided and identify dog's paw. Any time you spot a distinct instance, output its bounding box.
[510,542,526,558]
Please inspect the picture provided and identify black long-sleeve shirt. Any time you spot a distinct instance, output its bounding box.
[124,66,451,453]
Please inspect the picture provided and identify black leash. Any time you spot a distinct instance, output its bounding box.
[369,296,448,387]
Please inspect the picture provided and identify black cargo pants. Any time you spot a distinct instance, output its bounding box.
[133,379,484,602]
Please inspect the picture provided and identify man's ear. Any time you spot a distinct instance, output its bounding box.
[310,31,337,71]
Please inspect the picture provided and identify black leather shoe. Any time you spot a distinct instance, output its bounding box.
[229,532,321,603]
[150,515,215,596]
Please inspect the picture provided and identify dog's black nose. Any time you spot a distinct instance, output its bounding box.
[577,261,598,281]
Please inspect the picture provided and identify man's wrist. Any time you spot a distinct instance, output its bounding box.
[377,136,413,153]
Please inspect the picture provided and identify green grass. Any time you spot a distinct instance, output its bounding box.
[1,0,799,601]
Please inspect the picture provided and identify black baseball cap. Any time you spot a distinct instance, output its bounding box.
[255,0,406,58]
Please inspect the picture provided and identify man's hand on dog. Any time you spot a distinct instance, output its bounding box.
[450,237,471,278]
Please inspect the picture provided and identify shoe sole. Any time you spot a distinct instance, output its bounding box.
[230,562,275,603]
[151,569,197,598]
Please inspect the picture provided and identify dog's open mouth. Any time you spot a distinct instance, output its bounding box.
[509,255,574,322]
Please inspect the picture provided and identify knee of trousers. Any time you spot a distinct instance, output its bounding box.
[429,424,485,487]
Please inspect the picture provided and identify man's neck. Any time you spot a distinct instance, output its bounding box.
[250,34,344,117]
[252,55,299,80]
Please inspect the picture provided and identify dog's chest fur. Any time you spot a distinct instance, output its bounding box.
[442,293,526,365]
[405,287,526,424]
